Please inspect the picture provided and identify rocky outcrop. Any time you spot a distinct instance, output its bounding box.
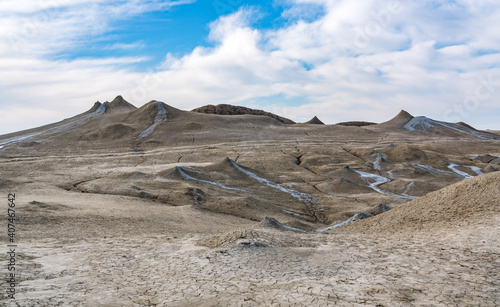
[192,104,295,124]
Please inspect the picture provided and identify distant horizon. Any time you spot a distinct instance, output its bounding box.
[1,1,500,135]
[1,94,499,137]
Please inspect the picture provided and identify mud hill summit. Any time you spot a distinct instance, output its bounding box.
[87,95,137,114]
[376,110,414,128]
[373,109,500,140]
[304,116,324,125]
[1,97,500,156]
[103,95,137,113]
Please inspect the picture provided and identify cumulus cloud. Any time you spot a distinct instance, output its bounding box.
[1,0,500,135]
[146,0,500,126]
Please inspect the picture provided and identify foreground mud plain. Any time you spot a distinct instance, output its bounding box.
[1,100,499,306]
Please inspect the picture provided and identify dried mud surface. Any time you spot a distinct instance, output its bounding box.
[0,102,499,306]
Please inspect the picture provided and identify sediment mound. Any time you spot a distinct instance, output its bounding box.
[378,144,449,166]
[336,121,377,127]
[404,116,500,140]
[381,145,427,162]
[197,226,317,249]
[457,121,476,130]
[338,171,500,234]
[103,95,137,113]
[367,203,391,215]
[84,102,105,115]
[483,165,499,173]
[126,101,167,123]
[377,110,414,128]
[325,166,370,184]
[472,154,498,164]
[191,104,295,124]
[305,116,325,125]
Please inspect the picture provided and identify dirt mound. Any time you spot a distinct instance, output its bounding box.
[321,178,375,195]
[403,117,500,140]
[197,227,316,248]
[381,145,427,162]
[103,95,137,113]
[336,121,377,127]
[367,203,391,215]
[338,171,500,234]
[192,104,295,124]
[483,165,499,173]
[127,101,166,123]
[456,121,476,130]
[304,116,324,125]
[472,154,497,164]
[377,110,414,128]
[84,102,105,115]
[379,144,448,166]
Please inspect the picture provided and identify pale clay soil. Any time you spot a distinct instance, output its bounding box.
[1,101,500,306]
[1,143,499,307]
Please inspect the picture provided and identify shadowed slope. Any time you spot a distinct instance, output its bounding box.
[338,171,500,234]
[304,116,324,125]
[376,110,414,129]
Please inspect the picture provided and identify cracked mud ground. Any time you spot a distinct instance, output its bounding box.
[1,101,500,306]
[1,141,499,306]
[3,228,500,306]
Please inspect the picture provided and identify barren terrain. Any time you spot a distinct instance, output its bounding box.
[1,96,499,306]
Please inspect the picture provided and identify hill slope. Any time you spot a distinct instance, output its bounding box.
[375,110,500,140]
[338,171,500,234]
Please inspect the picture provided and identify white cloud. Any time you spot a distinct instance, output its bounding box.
[0,0,194,56]
[1,0,500,135]
[103,41,146,50]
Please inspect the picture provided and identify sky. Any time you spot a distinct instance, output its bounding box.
[1,0,500,135]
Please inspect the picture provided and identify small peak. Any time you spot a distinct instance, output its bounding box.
[212,157,236,169]
[106,95,137,113]
[84,101,105,114]
[91,101,102,111]
[305,116,325,125]
[377,109,414,128]
[109,95,125,105]
[142,100,167,110]
[398,110,414,119]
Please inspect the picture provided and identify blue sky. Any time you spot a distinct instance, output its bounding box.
[1,0,500,135]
